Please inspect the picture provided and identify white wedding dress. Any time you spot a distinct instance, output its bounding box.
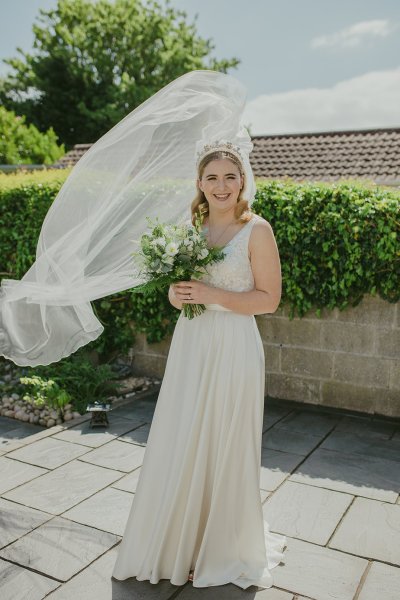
[111,212,287,588]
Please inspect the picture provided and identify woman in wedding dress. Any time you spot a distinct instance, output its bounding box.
[111,140,287,589]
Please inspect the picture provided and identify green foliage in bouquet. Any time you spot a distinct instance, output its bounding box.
[131,212,226,318]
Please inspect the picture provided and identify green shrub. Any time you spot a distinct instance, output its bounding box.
[252,179,399,318]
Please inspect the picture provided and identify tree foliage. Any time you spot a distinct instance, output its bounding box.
[0,0,240,149]
[0,106,65,164]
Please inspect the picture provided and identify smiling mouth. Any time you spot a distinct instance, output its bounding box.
[214,194,230,199]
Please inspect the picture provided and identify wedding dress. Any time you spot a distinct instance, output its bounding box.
[111,212,287,589]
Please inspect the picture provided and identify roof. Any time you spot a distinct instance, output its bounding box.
[52,127,400,186]
[250,127,400,186]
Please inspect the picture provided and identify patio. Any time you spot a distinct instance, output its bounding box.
[0,390,399,600]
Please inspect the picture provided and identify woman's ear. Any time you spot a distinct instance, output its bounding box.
[197,178,203,192]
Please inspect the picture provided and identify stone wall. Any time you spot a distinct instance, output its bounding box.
[128,294,400,418]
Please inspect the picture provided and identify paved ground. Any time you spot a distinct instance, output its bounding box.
[0,390,399,600]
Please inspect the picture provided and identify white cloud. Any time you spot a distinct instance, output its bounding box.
[311,19,396,49]
[241,68,400,136]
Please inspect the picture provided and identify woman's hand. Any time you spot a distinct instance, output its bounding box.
[171,280,219,305]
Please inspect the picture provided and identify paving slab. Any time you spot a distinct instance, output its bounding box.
[358,561,400,600]
[289,447,400,503]
[320,430,400,463]
[0,498,53,549]
[262,480,353,545]
[0,456,48,495]
[53,415,148,448]
[2,459,123,513]
[62,487,133,536]
[263,406,295,431]
[271,536,368,600]
[118,423,151,446]
[78,439,146,472]
[0,558,60,600]
[5,436,91,469]
[260,448,304,491]
[0,516,119,582]
[333,415,398,439]
[272,411,341,436]
[111,467,142,493]
[329,496,400,564]
[46,546,181,599]
[262,427,324,456]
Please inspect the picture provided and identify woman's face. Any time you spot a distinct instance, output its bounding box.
[197,158,243,214]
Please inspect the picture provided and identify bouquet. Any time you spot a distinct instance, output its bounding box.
[131,213,226,319]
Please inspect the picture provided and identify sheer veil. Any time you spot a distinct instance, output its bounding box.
[0,69,256,367]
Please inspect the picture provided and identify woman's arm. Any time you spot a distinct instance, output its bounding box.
[213,219,282,315]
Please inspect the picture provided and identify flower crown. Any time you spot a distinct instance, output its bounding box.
[195,140,244,168]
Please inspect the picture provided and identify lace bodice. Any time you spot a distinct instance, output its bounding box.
[193,213,263,293]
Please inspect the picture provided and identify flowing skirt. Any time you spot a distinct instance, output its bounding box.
[111,304,287,588]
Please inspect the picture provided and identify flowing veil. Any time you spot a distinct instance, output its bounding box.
[0,69,255,367]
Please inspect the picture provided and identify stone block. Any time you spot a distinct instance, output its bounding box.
[376,328,400,358]
[0,559,60,599]
[260,448,303,491]
[334,294,396,326]
[262,427,324,456]
[262,480,353,545]
[6,437,90,469]
[264,343,281,372]
[289,447,400,503]
[53,414,147,448]
[281,347,332,379]
[358,561,400,600]
[333,353,390,386]
[0,516,118,582]
[320,430,400,463]
[79,439,146,472]
[63,487,134,536]
[132,353,167,378]
[267,373,320,404]
[42,546,178,599]
[266,373,320,404]
[329,497,400,564]
[271,536,367,600]
[0,456,47,495]
[0,498,52,549]
[320,320,375,354]
[258,316,321,347]
[3,460,123,514]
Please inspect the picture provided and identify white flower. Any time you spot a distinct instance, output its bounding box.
[198,248,209,259]
[165,241,179,256]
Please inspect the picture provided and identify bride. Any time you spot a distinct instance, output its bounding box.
[111,139,287,589]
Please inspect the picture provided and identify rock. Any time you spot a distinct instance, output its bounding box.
[63,412,73,421]
[29,414,35,423]
[15,411,25,420]
[5,410,15,418]
[11,393,19,400]
[21,413,30,422]
[72,411,81,419]
[33,415,39,424]
[39,419,46,426]
[46,419,56,427]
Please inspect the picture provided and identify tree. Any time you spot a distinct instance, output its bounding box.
[0,106,65,164]
[0,0,240,149]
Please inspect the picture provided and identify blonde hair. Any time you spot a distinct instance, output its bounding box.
[191,151,253,226]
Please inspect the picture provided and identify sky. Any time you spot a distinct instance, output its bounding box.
[1,0,399,135]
